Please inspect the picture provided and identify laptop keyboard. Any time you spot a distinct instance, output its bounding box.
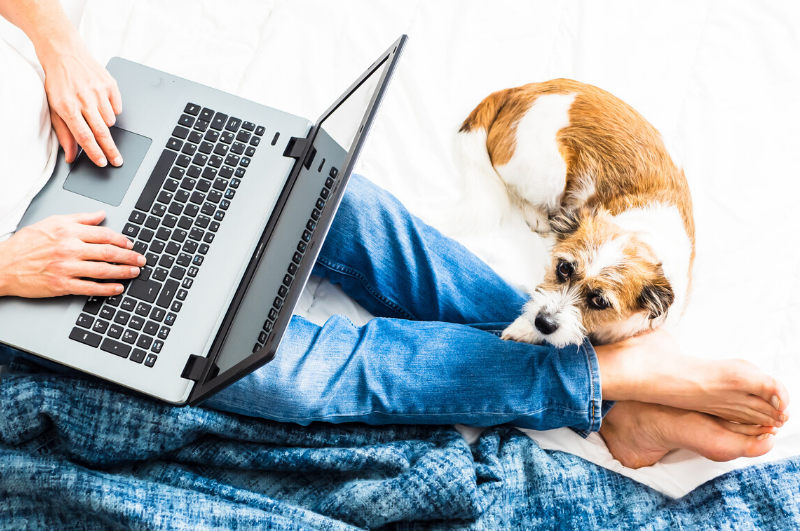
[68,102,270,368]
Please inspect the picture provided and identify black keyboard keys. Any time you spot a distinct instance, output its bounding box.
[156,279,180,309]
[69,327,102,348]
[101,338,130,358]
[128,278,162,303]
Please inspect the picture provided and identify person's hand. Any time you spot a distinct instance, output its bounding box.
[0,211,144,298]
[37,36,123,168]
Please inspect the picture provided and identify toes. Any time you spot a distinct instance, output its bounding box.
[754,370,791,413]
[724,422,778,437]
[743,395,786,426]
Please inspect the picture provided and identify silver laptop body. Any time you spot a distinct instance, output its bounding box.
[0,36,406,405]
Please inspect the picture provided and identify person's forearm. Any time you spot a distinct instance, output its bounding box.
[0,0,83,63]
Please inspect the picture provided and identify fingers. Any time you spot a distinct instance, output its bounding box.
[64,279,126,297]
[108,79,122,115]
[67,260,141,281]
[83,107,122,167]
[80,244,146,267]
[62,105,108,167]
[64,210,106,226]
[51,111,78,164]
[73,223,134,250]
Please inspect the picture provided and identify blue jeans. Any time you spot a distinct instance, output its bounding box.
[204,174,604,433]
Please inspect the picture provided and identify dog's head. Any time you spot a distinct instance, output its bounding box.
[525,207,675,347]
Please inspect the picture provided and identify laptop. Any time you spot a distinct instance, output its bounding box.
[0,35,407,406]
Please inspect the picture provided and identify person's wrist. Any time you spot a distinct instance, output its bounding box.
[0,240,12,298]
[32,24,83,72]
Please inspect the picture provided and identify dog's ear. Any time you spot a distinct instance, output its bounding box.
[549,208,582,236]
[638,266,675,319]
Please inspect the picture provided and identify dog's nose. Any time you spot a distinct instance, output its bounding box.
[534,314,559,335]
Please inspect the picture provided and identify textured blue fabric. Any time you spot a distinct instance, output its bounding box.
[1,364,799,530]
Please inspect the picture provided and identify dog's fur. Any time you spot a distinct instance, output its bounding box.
[455,79,695,347]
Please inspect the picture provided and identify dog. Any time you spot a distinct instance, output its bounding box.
[455,79,695,347]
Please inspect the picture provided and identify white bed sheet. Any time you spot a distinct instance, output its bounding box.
[3,0,799,499]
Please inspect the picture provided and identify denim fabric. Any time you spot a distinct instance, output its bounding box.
[206,174,604,433]
[1,364,799,530]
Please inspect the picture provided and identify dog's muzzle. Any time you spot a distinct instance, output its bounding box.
[534,313,559,335]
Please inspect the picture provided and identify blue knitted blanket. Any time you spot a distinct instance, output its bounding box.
[1,362,798,530]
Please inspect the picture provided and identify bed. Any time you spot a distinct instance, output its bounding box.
[1,0,799,508]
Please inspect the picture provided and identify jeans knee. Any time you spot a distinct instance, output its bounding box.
[338,174,407,230]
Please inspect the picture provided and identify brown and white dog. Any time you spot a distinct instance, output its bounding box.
[455,79,695,347]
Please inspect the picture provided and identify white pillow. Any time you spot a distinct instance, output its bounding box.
[0,37,58,241]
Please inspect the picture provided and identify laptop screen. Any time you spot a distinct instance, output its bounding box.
[189,36,406,405]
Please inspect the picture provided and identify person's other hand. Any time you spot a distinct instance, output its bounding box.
[38,38,123,168]
[0,211,144,298]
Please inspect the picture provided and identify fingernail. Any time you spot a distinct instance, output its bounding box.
[758,433,771,441]
[772,396,780,409]
[137,256,146,266]
[98,157,108,167]
[775,421,783,428]
[780,414,787,422]
[112,156,123,166]
[115,285,123,293]
[130,267,140,277]
[126,239,133,249]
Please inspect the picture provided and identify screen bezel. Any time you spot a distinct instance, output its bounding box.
[188,35,407,405]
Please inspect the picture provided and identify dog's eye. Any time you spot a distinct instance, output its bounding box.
[589,295,610,310]
[556,260,573,281]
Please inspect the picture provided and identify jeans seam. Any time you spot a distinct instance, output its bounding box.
[582,341,601,433]
[316,257,415,320]
[236,407,594,423]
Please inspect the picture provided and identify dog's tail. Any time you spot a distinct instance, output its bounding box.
[441,88,516,235]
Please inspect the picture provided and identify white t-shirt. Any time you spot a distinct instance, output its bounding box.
[0,37,58,240]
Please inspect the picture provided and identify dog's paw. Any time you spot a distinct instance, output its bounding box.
[522,206,553,236]
[501,316,540,343]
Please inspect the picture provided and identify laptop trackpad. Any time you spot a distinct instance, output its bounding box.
[63,127,152,206]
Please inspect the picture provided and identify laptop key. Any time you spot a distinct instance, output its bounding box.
[195,214,211,227]
[214,143,229,156]
[184,103,200,116]
[177,253,192,266]
[220,131,234,144]
[171,229,187,243]
[135,150,176,212]
[199,108,214,121]
[211,112,228,131]
[204,130,219,143]
[157,327,170,340]
[194,119,209,132]
[158,255,175,269]
[188,131,203,144]
[209,221,220,232]
[236,130,250,143]
[178,114,194,127]
[133,241,148,255]
[76,313,94,328]
[225,117,241,132]
[92,319,110,334]
[176,155,191,168]
[83,296,104,315]
[184,203,200,217]
[170,267,186,280]
[101,338,130,358]
[136,335,152,350]
[258,331,268,343]
[171,301,183,312]
[172,125,189,139]
[151,341,163,354]
[139,229,154,243]
[203,233,214,244]
[219,166,233,179]
[189,228,204,241]
[151,204,167,217]
[230,142,245,155]
[213,178,227,191]
[199,141,214,155]
[128,278,162,303]
[181,143,197,156]
[245,146,256,157]
[100,306,115,320]
[182,241,198,254]
[129,316,144,331]
[180,178,196,191]
[178,216,193,229]
[114,311,130,325]
[209,155,223,168]
[107,324,123,339]
[150,307,166,322]
[165,242,181,255]
[153,268,168,281]
[235,168,246,178]
[129,211,146,225]
[249,136,260,147]
[130,348,147,363]
[135,302,152,317]
[225,154,240,167]
[187,165,202,178]
[168,202,183,216]
[143,321,159,336]
[255,126,266,136]
[166,138,182,151]
[121,297,137,312]
[182,278,193,289]
[165,313,177,326]
[242,121,255,131]
[176,289,187,301]
[207,190,222,203]
[69,327,102,348]
[145,215,160,229]
[198,244,209,255]
[145,353,158,366]
[219,199,231,210]
[122,329,138,344]
[156,279,180,309]
[190,191,205,205]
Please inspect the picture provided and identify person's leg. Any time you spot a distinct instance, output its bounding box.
[203,314,604,432]
[312,174,528,324]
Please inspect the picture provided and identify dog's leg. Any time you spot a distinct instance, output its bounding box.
[501,315,539,343]
[521,203,553,235]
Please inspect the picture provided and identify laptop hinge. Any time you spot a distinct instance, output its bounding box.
[283,136,310,159]
[182,354,209,382]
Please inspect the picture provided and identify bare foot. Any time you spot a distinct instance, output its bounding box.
[596,330,790,427]
[599,401,779,469]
